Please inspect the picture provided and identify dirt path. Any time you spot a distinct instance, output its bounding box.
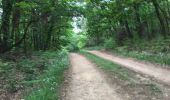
[89,50,170,85]
[62,53,122,100]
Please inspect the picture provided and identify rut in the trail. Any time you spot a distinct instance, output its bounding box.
[89,50,170,85]
[63,53,122,100]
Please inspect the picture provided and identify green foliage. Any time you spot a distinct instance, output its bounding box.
[108,36,170,66]
[84,46,104,50]
[24,51,69,100]
[0,61,11,77]
[0,0,83,53]
[16,1,38,11]
[0,50,69,99]
[67,42,79,52]
[6,79,17,92]
[67,32,88,52]
[77,33,88,49]
[112,48,170,66]
[84,0,170,52]
[104,38,116,50]
[0,60,18,93]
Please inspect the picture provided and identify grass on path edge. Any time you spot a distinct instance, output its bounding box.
[80,50,130,81]
[24,51,69,100]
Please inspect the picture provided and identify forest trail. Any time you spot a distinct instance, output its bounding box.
[62,53,122,100]
[89,50,170,85]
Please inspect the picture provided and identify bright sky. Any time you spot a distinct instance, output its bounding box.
[72,17,82,33]
[72,1,86,33]
[73,26,82,33]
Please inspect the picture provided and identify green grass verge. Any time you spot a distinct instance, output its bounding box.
[110,48,170,66]
[80,51,130,81]
[84,46,104,50]
[24,50,69,100]
[80,51,162,95]
[0,50,69,100]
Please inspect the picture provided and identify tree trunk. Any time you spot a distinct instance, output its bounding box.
[11,1,21,45]
[133,4,143,38]
[0,0,13,53]
[125,20,133,38]
[151,0,167,37]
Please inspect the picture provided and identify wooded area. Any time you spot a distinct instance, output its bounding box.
[0,0,170,53]
[1,0,170,100]
[0,0,81,54]
[86,0,170,48]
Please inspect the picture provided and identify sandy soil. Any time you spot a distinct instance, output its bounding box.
[89,50,170,85]
[61,53,123,100]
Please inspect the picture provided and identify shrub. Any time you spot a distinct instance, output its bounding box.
[104,38,116,50]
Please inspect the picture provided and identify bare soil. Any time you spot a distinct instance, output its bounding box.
[61,53,123,100]
[61,52,170,100]
[89,50,170,85]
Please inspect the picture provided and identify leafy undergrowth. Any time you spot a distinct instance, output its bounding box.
[0,50,69,100]
[85,37,170,66]
[111,37,170,66]
[110,48,170,66]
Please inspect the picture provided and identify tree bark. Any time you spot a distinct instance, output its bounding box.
[11,1,21,44]
[151,0,167,37]
[125,20,133,38]
[133,4,143,38]
[0,0,13,53]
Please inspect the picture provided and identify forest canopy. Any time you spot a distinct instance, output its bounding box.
[0,0,84,53]
[0,0,170,53]
[85,0,170,46]
[1,0,170,99]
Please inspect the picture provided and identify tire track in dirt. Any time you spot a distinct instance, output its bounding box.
[88,50,170,85]
[62,53,123,100]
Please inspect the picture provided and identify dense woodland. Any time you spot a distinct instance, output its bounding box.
[0,0,82,54]
[0,0,170,53]
[1,0,170,99]
[86,0,170,51]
